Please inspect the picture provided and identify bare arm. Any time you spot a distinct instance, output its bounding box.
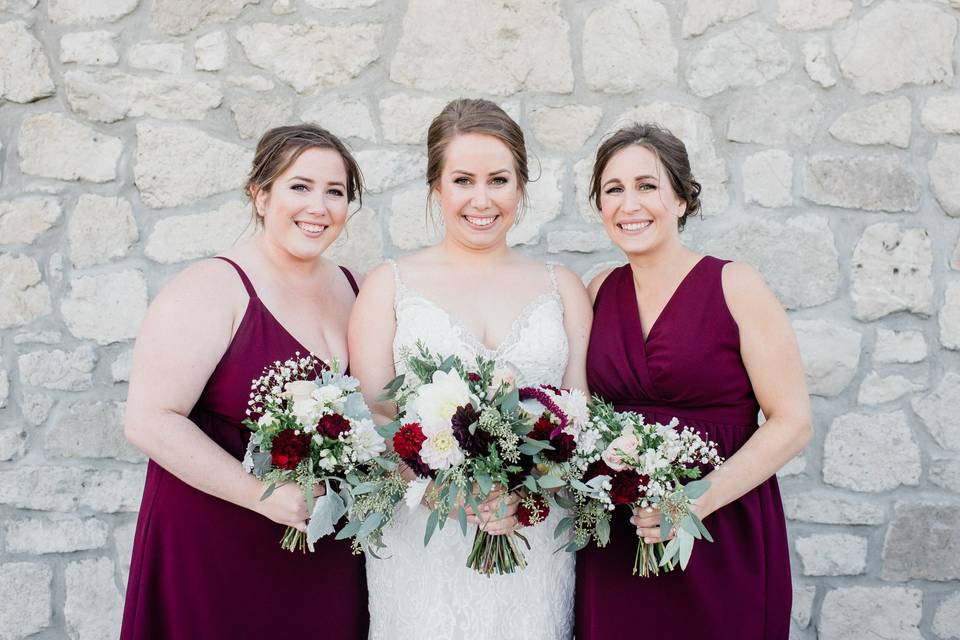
[634,262,812,538]
[124,259,312,530]
[347,263,398,426]
[555,265,593,393]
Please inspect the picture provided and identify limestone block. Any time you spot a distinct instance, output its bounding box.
[803,154,919,212]
[0,466,145,512]
[19,113,122,182]
[61,271,148,345]
[795,533,867,575]
[929,142,960,216]
[857,371,919,405]
[4,517,109,554]
[21,394,54,426]
[128,41,184,73]
[912,372,960,450]
[230,96,294,139]
[390,0,573,95]
[882,502,960,581]
[353,149,426,194]
[612,102,729,215]
[703,216,840,309]
[48,0,137,24]
[236,22,381,93]
[301,96,376,142]
[782,492,885,524]
[64,558,123,640]
[0,563,51,639]
[922,96,960,134]
[18,346,96,391]
[777,0,852,30]
[930,457,960,493]
[823,411,921,491]
[583,0,677,93]
[152,0,257,35]
[834,2,956,93]
[60,31,119,65]
[0,21,55,103]
[530,105,602,151]
[793,319,861,396]
[305,0,380,6]
[687,21,791,97]
[726,84,822,147]
[134,123,252,208]
[114,519,136,589]
[326,206,383,275]
[388,186,438,251]
[47,401,144,462]
[934,592,960,639]
[547,229,612,254]
[65,69,222,123]
[0,197,61,245]
[195,30,228,71]
[145,200,252,264]
[378,94,448,145]
[828,97,911,148]
[819,587,922,640]
[874,328,927,363]
[508,159,563,246]
[0,429,25,461]
[803,36,837,87]
[682,0,756,37]
[0,254,50,329]
[742,150,792,208]
[942,281,960,349]
[111,349,133,383]
[850,224,933,320]
[793,584,816,628]
[68,194,138,268]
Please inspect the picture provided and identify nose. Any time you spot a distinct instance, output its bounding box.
[471,184,491,210]
[307,193,330,217]
[623,187,643,213]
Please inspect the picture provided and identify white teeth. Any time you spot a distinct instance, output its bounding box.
[620,221,651,232]
[466,216,496,227]
[297,222,325,233]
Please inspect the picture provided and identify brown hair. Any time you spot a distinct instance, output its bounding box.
[589,123,702,231]
[425,98,529,212]
[246,124,363,225]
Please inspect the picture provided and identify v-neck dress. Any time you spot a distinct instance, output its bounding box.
[120,257,369,640]
[576,257,791,640]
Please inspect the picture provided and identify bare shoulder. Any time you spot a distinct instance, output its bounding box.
[355,260,396,298]
[549,263,587,292]
[586,267,617,303]
[154,257,247,313]
[720,261,782,320]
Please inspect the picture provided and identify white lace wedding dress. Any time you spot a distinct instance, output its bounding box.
[365,259,575,640]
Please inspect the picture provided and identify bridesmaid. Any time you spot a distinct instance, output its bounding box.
[575,123,811,639]
[121,124,369,638]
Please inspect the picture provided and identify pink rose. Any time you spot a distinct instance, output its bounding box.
[602,434,639,471]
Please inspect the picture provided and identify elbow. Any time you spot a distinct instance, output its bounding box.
[792,414,814,457]
[123,409,151,453]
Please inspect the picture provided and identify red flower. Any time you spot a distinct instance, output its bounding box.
[609,470,645,505]
[583,459,615,482]
[318,414,351,439]
[271,429,311,470]
[393,422,426,461]
[544,432,576,463]
[517,494,551,527]
[530,414,554,440]
[467,372,481,383]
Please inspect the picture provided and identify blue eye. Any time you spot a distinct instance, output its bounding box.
[328,188,345,197]
[454,177,471,185]
[491,177,508,185]
[291,184,309,192]
[605,186,623,194]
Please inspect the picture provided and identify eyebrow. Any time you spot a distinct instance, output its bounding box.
[287,176,346,187]
[602,174,658,188]
[451,168,512,177]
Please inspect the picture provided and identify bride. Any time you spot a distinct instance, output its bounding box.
[349,98,592,639]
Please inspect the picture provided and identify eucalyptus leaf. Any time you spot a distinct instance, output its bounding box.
[458,506,468,536]
[475,473,493,496]
[553,517,574,539]
[570,478,594,493]
[537,475,565,490]
[335,517,363,540]
[692,515,713,543]
[552,493,576,510]
[500,388,519,413]
[357,512,384,541]
[660,511,673,539]
[374,456,398,471]
[596,516,611,546]
[523,476,539,493]
[259,482,277,501]
[679,531,695,570]
[375,422,400,439]
[252,451,272,476]
[659,536,680,567]
[424,509,439,546]
[683,479,710,499]
[680,514,701,539]
[351,482,379,495]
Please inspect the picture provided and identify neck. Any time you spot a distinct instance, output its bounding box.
[436,233,512,265]
[625,240,695,280]
[253,232,323,280]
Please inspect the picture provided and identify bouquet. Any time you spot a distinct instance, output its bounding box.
[382,344,586,575]
[242,353,397,552]
[560,399,723,576]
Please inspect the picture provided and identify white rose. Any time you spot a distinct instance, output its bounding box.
[314,384,343,405]
[284,380,316,403]
[409,369,473,431]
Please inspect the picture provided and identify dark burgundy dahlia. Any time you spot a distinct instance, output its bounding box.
[451,404,492,457]
[318,413,351,439]
[543,432,576,463]
[393,422,431,477]
[517,494,551,527]
[270,429,312,470]
[609,470,645,505]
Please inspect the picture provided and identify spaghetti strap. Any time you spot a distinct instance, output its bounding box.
[339,266,360,296]
[545,262,560,295]
[212,256,257,298]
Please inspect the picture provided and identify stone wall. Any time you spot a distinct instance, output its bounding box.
[0,0,958,638]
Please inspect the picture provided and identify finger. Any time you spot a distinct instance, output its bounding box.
[293,521,307,533]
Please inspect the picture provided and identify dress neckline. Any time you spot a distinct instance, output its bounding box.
[630,256,707,343]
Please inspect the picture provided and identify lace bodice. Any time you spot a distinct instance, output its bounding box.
[365,259,575,640]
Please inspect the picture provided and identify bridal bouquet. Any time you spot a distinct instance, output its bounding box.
[242,353,397,553]
[559,399,723,576]
[382,344,583,575]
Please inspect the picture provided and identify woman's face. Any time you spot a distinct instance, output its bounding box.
[255,147,350,261]
[434,133,522,251]
[597,144,685,257]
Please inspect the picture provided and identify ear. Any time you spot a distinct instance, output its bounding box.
[251,185,268,218]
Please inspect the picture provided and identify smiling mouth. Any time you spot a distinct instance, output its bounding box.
[618,221,652,232]
[464,215,499,229]
[296,221,326,234]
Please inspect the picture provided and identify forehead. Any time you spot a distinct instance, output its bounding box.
[442,133,514,172]
[602,144,661,179]
[280,146,347,179]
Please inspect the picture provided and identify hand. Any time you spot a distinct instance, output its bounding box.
[252,482,324,531]
[475,486,520,536]
[630,505,674,544]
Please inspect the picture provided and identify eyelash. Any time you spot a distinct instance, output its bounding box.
[292,184,344,197]
[454,177,509,186]
[604,183,655,194]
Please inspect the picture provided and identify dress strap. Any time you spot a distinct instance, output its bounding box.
[545,262,560,295]
[339,266,360,296]
[212,256,257,298]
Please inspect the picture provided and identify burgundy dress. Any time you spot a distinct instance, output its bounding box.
[577,257,791,640]
[121,257,369,640]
